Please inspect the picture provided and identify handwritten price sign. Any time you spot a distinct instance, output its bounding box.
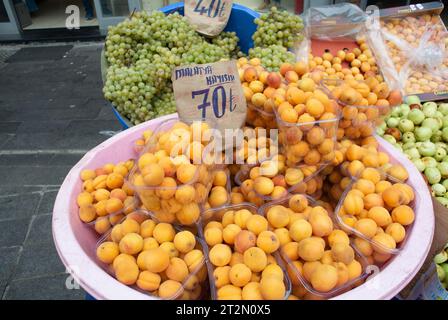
[172,61,246,132]
[184,0,233,36]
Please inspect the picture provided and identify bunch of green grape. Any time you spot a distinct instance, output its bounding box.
[249,45,295,72]
[252,6,304,49]
[103,10,241,125]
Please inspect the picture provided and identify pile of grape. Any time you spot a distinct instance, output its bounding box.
[251,7,304,72]
[103,11,241,125]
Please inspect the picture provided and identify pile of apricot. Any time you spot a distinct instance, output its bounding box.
[202,206,288,300]
[380,14,448,95]
[77,160,137,234]
[129,121,215,226]
[259,194,365,299]
[96,213,207,299]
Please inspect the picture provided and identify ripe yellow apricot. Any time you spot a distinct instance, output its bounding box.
[112,253,136,270]
[97,241,119,264]
[143,237,159,250]
[254,176,274,196]
[310,264,338,292]
[79,205,96,223]
[144,247,170,273]
[175,185,196,204]
[106,173,124,189]
[368,207,392,227]
[347,260,362,281]
[327,230,350,247]
[230,252,245,266]
[77,192,93,207]
[289,194,309,212]
[372,233,396,254]
[217,284,242,300]
[153,223,176,243]
[385,223,406,243]
[119,233,143,255]
[242,282,263,300]
[222,224,242,245]
[137,250,151,270]
[176,163,198,184]
[183,249,204,272]
[105,198,124,215]
[159,242,179,258]
[165,257,189,282]
[222,210,235,227]
[205,227,223,246]
[334,262,350,287]
[176,202,201,225]
[309,213,333,237]
[281,242,300,261]
[81,169,96,181]
[354,218,377,238]
[140,219,156,238]
[244,247,267,272]
[246,215,269,235]
[234,209,253,229]
[343,193,364,216]
[158,280,183,299]
[137,271,161,292]
[354,237,373,256]
[267,205,290,228]
[229,263,252,287]
[173,231,196,253]
[331,242,355,264]
[257,231,280,253]
[209,244,232,267]
[302,261,321,282]
[214,266,231,288]
[260,276,286,300]
[115,260,139,285]
[262,264,284,281]
[391,205,415,226]
[234,230,256,253]
[142,163,165,186]
[275,228,292,245]
[298,238,325,262]
[289,219,312,242]
[121,218,140,235]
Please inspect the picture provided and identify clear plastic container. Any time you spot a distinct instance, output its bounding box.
[95,210,209,300]
[85,195,140,235]
[274,103,340,168]
[198,203,292,300]
[333,171,418,259]
[320,78,395,141]
[246,103,277,130]
[127,118,217,226]
[258,194,370,299]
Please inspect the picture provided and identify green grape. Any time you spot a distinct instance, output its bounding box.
[248,45,295,72]
[252,6,304,49]
[103,10,241,125]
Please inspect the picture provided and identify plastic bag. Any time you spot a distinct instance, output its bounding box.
[368,14,448,95]
[295,3,368,65]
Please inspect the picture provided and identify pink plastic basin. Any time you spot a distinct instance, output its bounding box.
[52,114,434,300]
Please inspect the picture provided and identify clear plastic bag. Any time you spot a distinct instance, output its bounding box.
[295,3,368,66]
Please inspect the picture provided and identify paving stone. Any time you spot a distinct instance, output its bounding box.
[49,153,84,166]
[0,133,14,149]
[0,247,21,281]
[25,214,53,246]
[4,273,85,300]
[14,242,65,280]
[0,165,71,186]
[0,218,30,247]
[0,122,21,133]
[37,191,59,215]
[1,133,61,150]
[17,121,71,134]
[6,45,74,63]
[0,154,55,166]
[64,120,121,135]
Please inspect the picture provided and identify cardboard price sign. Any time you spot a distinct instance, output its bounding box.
[172,60,246,132]
[184,0,233,37]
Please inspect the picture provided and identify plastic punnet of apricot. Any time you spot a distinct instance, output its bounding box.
[96,211,208,300]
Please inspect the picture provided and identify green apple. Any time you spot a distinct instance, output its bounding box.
[406,96,421,105]
[418,141,436,157]
[423,102,438,118]
[438,103,448,116]
[425,167,442,184]
[437,162,448,177]
[435,148,447,161]
[386,117,400,128]
[432,184,447,197]
[422,157,438,168]
[408,108,425,125]
[402,132,416,143]
[413,159,426,172]
[415,126,433,141]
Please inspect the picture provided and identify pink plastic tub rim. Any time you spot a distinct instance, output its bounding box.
[52,114,434,300]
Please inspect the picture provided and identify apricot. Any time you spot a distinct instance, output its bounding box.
[372,233,397,254]
[347,260,362,280]
[79,205,96,223]
[354,218,377,239]
[281,242,299,261]
[363,193,384,210]
[310,264,338,292]
[176,202,200,225]
[368,207,392,227]
[121,218,140,235]
[144,247,170,273]
[221,224,241,245]
[217,284,242,300]
[209,244,232,267]
[222,211,235,227]
[343,193,364,216]
[105,198,124,215]
[77,192,93,207]
[214,265,231,288]
[309,213,333,237]
[257,231,280,254]
[183,249,204,272]
[385,223,406,243]
[260,276,285,300]
[262,264,284,281]
[275,228,292,246]
[354,237,373,256]
[176,163,198,184]
[265,205,289,228]
[158,280,183,299]
[97,241,119,264]
[331,242,355,265]
[159,242,179,258]
[139,219,156,238]
[143,237,159,250]
[391,205,414,226]
[288,194,308,212]
[93,175,108,190]
[298,238,325,262]
[106,173,124,189]
[153,223,176,243]
[246,215,269,235]
[244,247,267,273]
[289,219,312,242]
[233,209,253,229]
[174,185,196,205]
[115,260,139,285]
[241,282,262,300]
[205,227,223,246]
[376,180,392,194]
[328,230,350,247]
[137,270,161,292]
[233,230,256,253]
[229,263,252,288]
[173,231,196,253]
[165,257,189,282]
[253,176,274,196]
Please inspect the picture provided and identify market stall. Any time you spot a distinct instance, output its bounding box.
[53,1,448,300]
